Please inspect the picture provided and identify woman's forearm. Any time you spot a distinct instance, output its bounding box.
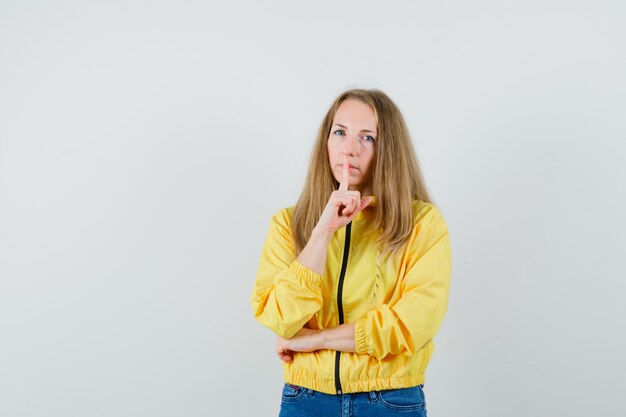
[296,227,334,275]
[277,323,356,362]
[320,323,356,352]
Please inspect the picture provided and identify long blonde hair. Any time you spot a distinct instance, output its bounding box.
[292,88,433,260]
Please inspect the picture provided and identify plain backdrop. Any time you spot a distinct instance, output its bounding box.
[1,1,625,416]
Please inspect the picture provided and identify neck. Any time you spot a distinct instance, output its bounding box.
[349,186,373,196]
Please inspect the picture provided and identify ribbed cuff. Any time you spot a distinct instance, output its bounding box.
[289,259,323,286]
[354,317,369,354]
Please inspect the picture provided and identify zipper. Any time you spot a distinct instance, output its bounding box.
[334,220,352,395]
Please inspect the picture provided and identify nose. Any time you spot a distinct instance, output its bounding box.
[342,134,360,155]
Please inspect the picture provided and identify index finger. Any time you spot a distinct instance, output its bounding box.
[339,155,349,191]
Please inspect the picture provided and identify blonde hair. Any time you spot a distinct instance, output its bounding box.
[291,88,433,260]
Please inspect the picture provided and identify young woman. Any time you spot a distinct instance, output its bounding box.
[250,88,452,416]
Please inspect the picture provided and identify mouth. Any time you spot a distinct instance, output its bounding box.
[339,164,359,171]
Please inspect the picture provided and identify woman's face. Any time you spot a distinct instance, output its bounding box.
[327,99,377,195]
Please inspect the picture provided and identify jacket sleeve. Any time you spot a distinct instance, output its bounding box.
[353,207,452,359]
[250,209,324,339]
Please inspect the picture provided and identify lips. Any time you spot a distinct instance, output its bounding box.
[339,164,359,170]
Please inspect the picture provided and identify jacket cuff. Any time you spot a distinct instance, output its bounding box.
[354,317,369,354]
[289,259,323,286]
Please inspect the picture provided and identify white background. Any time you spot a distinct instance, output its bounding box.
[1,1,625,416]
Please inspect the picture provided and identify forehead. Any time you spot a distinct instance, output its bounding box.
[333,99,377,130]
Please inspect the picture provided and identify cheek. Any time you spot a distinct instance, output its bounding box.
[327,144,335,168]
[327,140,339,160]
[362,153,376,171]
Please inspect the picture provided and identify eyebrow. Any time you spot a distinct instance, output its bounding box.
[332,123,377,134]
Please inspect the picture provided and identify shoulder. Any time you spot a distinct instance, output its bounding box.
[410,200,449,236]
[268,204,296,230]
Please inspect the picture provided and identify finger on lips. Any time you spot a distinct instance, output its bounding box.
[339,155,349,192]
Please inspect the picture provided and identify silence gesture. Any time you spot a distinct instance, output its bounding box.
[315,155,371,235]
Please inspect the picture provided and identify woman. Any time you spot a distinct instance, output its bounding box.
[250,88,452,416]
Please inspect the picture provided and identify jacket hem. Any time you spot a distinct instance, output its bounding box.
[284,374,426,395]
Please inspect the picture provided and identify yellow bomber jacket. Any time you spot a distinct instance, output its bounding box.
[250,196,452,395]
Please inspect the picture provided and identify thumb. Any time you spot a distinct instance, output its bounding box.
[347,197,371,220]
[358,196,372,210]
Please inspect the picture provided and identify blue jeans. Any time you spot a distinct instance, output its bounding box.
[278,383,427,417]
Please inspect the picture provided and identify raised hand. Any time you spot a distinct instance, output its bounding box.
[315,155,371,235]
[295,155,372,275]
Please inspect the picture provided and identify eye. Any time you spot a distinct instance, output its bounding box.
[363,135,376,143]
[333,129,346,136]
